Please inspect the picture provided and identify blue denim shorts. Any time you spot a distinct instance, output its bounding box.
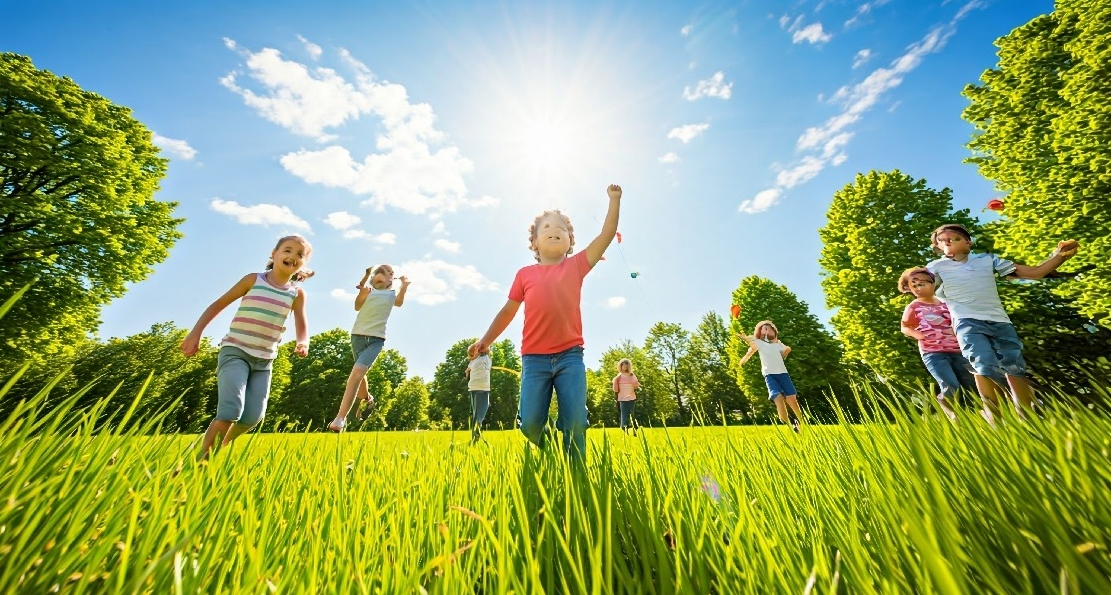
[764,373,797,400]
[351,335,385,369]
[954,318,1026,377]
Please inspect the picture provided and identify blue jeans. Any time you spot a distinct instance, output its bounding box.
[954,318,1024,380]
[921,351,978,400]
[351,335,385,369]
[519,346,588,461]
[215,345,273,427]
[618,400,636,429]
[469,390,490,438]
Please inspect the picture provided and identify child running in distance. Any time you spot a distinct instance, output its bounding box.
[181,235,313,460]
[468,184,623,463]
[328,265,410,432]
[898,267,977,420]
[465,349,492,443]
[612,358,641,435]
[926,224,1080,421]
[739,320,802,432]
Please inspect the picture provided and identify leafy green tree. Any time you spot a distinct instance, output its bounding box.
[818,170,979,385]
[428,338,520,431]
[355,348,408,430]
[962,1,1111,326]
[644,322,693,423]
[587,341,675,427]
[272,328,351,429]
[0,53,183,368]
[730,276,849,423]
[486,339,521,429]
[387,377,430,430]
[680,311,748,424]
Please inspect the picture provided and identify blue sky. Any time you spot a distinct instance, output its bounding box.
[3,0,1051,380]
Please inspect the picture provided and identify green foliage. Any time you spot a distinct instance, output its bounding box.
[644,322,693,422]
[962,1,1111,325]
[271,328,352,429]
[0,53,183,369]
[730,276,850,422]
[679,311,748,424]
[819,170,979,385]
[587,340,675,427]
[385,376,430,430]
[357,348,409,430]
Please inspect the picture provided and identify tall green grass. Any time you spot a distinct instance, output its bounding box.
[0,379,1108,594]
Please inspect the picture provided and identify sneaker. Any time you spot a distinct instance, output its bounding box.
[328,418,346,433]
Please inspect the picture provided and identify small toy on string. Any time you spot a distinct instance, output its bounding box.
[630,272,639,279]
[730,304,741,320]
[987,199,1005,211]
[615,232,623,243]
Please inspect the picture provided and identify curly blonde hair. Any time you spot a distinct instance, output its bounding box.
[754,320,778,340]
[528,210,575,263]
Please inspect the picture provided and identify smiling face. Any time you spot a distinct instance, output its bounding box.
[270,237,311,281]
[529,211,574,263]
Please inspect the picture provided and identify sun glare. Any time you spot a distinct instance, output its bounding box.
[521,120,574,169]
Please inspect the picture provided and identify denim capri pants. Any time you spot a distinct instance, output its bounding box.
[215,345,273,427]
[351,335,386,369]
[954,318,1026,378]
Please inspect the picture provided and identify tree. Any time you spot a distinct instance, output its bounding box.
[818,170,979,385]
[272,328,351,429]
[962,1,1111,326]
[644,322,693,423]
[680,311,748,424]
[428,339,521,431]
[730,276,849,422]
[356,348,408,430]
[486,339,522,429]
[588,341,675,427]
[0,53,183,368]
[386,377,430,430]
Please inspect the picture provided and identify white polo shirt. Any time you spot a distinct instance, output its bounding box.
[926,253,1016,324]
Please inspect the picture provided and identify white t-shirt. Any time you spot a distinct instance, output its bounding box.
[926,253,1015,324]
[467,354,491,391]
[753,339,789,375]
[351,289,396,338]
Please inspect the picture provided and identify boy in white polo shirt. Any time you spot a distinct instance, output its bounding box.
[926,223,1080,421]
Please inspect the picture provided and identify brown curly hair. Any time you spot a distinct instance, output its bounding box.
[528,210,575,263]
[897,267,934,294]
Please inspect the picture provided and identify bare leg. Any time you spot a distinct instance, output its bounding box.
[332,365,370,428]
[773,395,790,424]
[974,375,1006,423]
[1006,375,1037,414]
[222,422,254,446]
[936,396,957,421]
[199,419,233,461]
[785,396,804,428]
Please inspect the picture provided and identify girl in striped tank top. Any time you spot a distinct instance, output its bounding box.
[181,235,313,460]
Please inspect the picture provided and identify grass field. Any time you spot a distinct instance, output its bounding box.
[0,384,1109,594]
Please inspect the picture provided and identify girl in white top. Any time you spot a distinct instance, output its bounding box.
[329,264,410,432]
[465,352,492,442]
[739,320,803,432]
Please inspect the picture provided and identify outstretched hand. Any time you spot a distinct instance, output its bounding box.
[467,341,490,358]
[1055,240,1080,260]
[607,184,622,200]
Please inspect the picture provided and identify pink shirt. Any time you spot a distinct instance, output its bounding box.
[508,251,591,355]
[902,299,961,353]
[612,373,640,401]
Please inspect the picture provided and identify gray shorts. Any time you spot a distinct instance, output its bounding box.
[351,335,385,369]
[216,345,273,427]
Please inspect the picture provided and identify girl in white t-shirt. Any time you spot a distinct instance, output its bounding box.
[611,358,641,434]
[328,264,410,432]
[739,320,802,432]
[465,351,492,443]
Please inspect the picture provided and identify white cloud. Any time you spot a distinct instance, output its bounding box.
[151,133,197,161]
[331,288,357,301]
[792,23,832,44]
[605,297,627,308]
[340,229,396,243]
[659,152,680,164]
[394,259,500,306]
[683,71,732,101]
[296,34,323,60]
[845,0,891,29]
[680,24,692,36]
[739,189,783,214]
[666,123,710,144]
[432,221,447,235]
[852,49,872,69]
[740,5,975,214]
[210,198,310,230]
[324,211,361,230]
[434,239,461,253]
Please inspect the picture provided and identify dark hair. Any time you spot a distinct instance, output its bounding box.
[897,267,934,293]
[265,234,314,283]
[930,224,972,254]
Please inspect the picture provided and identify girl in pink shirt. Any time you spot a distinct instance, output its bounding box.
[611,358,641,434]
[898,267,977,420]
[469,184,623,462]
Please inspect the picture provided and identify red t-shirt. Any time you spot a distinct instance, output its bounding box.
[508,251,591,355]
[902,299,961,353]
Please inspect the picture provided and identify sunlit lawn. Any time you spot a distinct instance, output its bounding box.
[1,388,1109,594]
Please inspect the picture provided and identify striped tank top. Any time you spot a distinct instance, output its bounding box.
[219,272,299,359]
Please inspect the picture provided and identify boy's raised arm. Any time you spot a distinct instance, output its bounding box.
[584,184,622,266]
[1011,240,1080,280]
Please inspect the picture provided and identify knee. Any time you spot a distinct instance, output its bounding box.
[519,419,546,444]
[237,413,263,428]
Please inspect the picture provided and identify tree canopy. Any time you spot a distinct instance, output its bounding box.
[962,0,1111,326]
[0,53,183,368]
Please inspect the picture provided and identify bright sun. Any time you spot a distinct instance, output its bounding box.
[519,119,575,170]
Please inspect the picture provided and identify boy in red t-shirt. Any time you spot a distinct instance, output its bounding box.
[469,184,623,462]
[898,267,979,419]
